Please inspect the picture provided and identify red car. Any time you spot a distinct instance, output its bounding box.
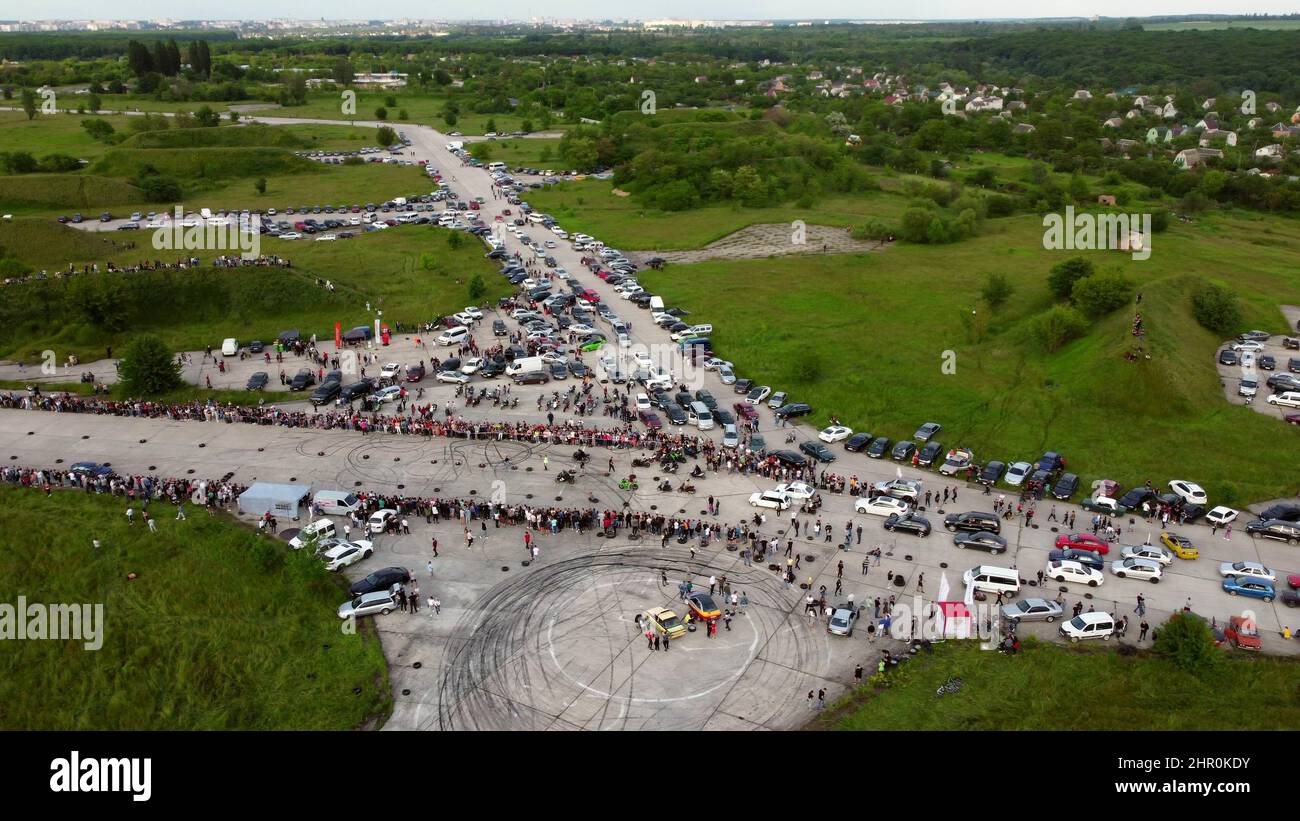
[733,402,758,421]
[1288,574,1300,590]
[1053,532,1110,555]
[638,410,662,430]
[1286,414,1300,425]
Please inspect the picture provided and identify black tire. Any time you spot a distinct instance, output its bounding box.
[380,607,391,615]
[1089,580,1098,587]
[1117,571,1127,578]
[1150,578,1159,584]
[1228,589,1238,596]
[1264,596,1273,603]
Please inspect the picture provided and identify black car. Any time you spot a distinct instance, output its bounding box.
[248,340,264,353]
[548,362,568,380]
[674,391,694,408]
[774,403,813,419]
[844,432,873,452]
[664,403,688,425]
[340,379,376,402]
[1267,374,1300,392]
[749,433,767,452]
[348,566,413,597]
[289,369,316,391]
[712,409,735,426]
[865,437,892,459]
[1037,451,1065,473]
[246,371,269,391]
[954,531,1008,554]
[769,449,809,468]
[914,422,942,441]
[978,460,1006,485]
[944,511,1001,535]
[695,390,717,410]
[1049,548,1105,571]
[1258,503,1300,523]
[891,440,917,462]
[1289,357,1300,374]
[916,440,944,468]
[1245,519,1300,544]
[492,320,508,337]
[1260,355,1276,371]
[1027,469,1053,489]
[799,441,836,463]
[310,381,341,405]
[1052,472,1080,500]
[1218,349,1238,366]
[733,378,754,395]
[1118,487,1158,511]
[883,512,931,537]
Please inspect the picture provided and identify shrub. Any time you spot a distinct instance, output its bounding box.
[118,334,183,395]
[1029,305,1089,352]
[1072,270,1134,318]
[981,272,1014,312]
[1191,281,1241,336]
[850,219,893,242]
[1153,612,1221,673]
[1047,256,1095,300]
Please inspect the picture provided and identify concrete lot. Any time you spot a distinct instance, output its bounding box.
[8,118,1300,730]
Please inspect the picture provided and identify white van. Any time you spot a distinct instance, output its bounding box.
[962,564,1020,598]
[527,213,546,225]
[437,326,469,346]
[1059,611,1116,643]
[688,324,713,335]
[313,490,362,516]
[289,518,337,550]
[1267,390,1300,408]
[487,161,506,172]
[688,401,715,431]
[648,295,665,312]
[506,355,546,378]
[221,338,239,356]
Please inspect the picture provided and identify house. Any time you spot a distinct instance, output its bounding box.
[1007,100,1027,112]
[1174,148,1223,169]
[1195,117,1219,131]
[1098,195,1117,206]
[1073,89,1092,100]
[1116,139,1142,154]
[1265,101,1282,113]
[964,96,1004,112]
[1202,97,1216,110]
[1271,122,1291,137]
[693,75,708,84]
[806,70,823,81]
[1256,143,1285,161]
[1247,117,1263,129]
[1098,137,1114,151]
[1012,123,1036,135]
[1146,126,1174,144]
[1103,117,1123,129]
[1126,109,1144,120]
[1133,95,1152,108]
[1161,102,1178,119]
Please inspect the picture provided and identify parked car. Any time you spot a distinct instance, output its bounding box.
[1046,559,1104,587]
[954,531,1008,554]
[883,512,931,537]
[913,422,942,441]
[1110,558,1164,583]
[1222,577,1275,602]
[1002,598,1063,624]
[827,608,858,637]
[799,441,837,463]
[944,511,1001,534]
[348,566,412,596]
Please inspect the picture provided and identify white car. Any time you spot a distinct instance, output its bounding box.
[369,385,404,404]
[315,234,337,242]
[635,393,652,411]
[1167,480,1207,506]
[453,311,477,326]
[367,509,398,534]
[1205,506,1239,526]
[278,231,302,240]
[746,386,772,404]
[873,478,923,501]
[380,362,402,379]
[1231,340,1264,353]
[749,491,791,511]
[1267,391,1300,408]
[462,306,483,320]
[618,332,632,348]
[436,370,471,385]
[322,541,375,572]
[1218,561,1275,582]
[1046,559,1104,587]
[1005,461,1032,487]
[704,358,733,372]
[1110,557,1164,583]
[818,425,853,443]
[633,352,654,370]
[854,496,910,518]
[774,481,815,501]
[539,351,567,365]
[1120,544,1173,566]
[721,423,739,448]
[460,358,483,375]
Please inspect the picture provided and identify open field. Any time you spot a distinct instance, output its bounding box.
[0,111,155,160]
[637,210,1300,503]
[0,223,508,363]
[260,91,547,135]
[0,488,391,730]
[824,639,1300,731]
[1144,19,1300,31]
[471,138,563,167]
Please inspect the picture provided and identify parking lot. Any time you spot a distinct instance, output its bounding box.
[11,116,1300,730]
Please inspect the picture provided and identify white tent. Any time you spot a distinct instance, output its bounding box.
[237,482,312,519]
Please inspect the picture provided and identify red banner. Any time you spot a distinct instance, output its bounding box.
[334,322,342,349]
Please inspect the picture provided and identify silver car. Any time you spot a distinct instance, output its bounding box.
[1001,598,1064,624]
[767,391,788,410]
[827,607,857,636]
[718,365,736,385]
[337,590,396,620]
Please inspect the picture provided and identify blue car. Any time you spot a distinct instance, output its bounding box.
[69,461,113,478]
[1222,576,1275,602]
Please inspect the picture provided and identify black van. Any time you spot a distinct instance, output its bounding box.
[340,379,375,401]
[310,381,341,406]
[512,370,549,385]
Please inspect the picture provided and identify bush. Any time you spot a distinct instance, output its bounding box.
[1029,305,1089,352]
[850,219,893,242]
[467,274,487,301]
[981,272,1014,312]
[1153,612,1221,673]
[1071,270,1134,318]
[1047,256,1095,300]
[1191,281,1241,336]
[118,334,183,395]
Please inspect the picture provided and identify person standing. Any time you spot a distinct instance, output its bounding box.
[1135,595,1146,616]
[854,664,864,684]
[817,689,826,710]
[428,595,436,617]
[427,560,435,579]
[430,536,439,558]
[662,633,670,652]
[1139,620,1150,641]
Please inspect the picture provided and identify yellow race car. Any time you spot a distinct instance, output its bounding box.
[1160,531,1199,560]
[643,607,687,639]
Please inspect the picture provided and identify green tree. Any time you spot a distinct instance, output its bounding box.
[398,109,409,120]
[1047,256,1095,300]
[1153,612,1221,673]
[1191,281,1242,336]
[87,93,101,113]
[254,177,267,195]
[332,58,355,86]
[1072,271,1134,318]
[442,111,458,127]
[1029,305,1089,352]
[193,105,220,128]
[375,107,388,121]
[486,118,497,133]
[21,88,37,120]
[376,126,397,146]
[446,231,464,250]
[385,95,397,108]
[118,334,183,396]
[467,274,487,301]
[81,118,116,142]
[981,271,1014,312]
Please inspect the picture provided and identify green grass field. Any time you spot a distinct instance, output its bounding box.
[824,639,1300,730]
[0,488,391,730]
[0,222,508,363]
[638,210,1300,503]
[0,111,154,160]
[265,90,555,135]
[471,138,563,167]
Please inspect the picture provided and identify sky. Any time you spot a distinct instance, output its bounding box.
[15,1,1300,21]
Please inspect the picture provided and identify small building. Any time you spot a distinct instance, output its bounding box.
[1097,195,1117,206]
[237,482,312,519]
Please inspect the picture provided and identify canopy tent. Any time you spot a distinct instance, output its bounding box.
[278,329,301,343]
[237,482,312,519]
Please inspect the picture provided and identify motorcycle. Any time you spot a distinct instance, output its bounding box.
[689,465,704,479]
[678,482,697,494]
[556,470,576,484]
[658,480,674,492]
[618,478,639,491]
[632,457,653,469]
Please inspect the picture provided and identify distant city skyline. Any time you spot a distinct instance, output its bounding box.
[6,1,1300,24]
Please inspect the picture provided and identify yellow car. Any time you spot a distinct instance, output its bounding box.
[644,607,687,639]
[1160,531,1199,560]
[685,591,722,622]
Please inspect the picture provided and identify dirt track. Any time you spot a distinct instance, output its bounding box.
[634,223,889,265]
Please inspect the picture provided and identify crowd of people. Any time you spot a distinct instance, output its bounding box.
[2,255,293,287]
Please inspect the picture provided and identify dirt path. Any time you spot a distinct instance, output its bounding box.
[633,223,889,265]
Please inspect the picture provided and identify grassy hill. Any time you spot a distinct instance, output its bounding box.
[0,488,391,730]
[92,146,319,183]
[120,124,307,149]
[0,174,146,210]
[0,217,127,267]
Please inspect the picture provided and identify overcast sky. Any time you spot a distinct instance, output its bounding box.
[16,1,1300,21]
